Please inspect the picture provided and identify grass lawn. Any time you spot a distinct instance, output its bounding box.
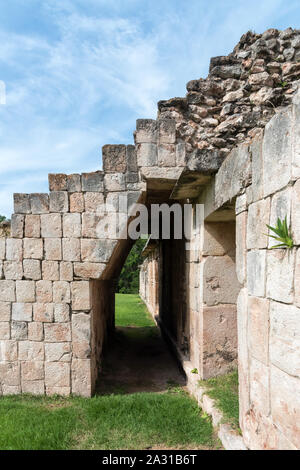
[199,370,240,430]
[0,294,220,450]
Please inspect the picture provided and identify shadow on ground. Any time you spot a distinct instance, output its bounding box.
[96,326,186,395]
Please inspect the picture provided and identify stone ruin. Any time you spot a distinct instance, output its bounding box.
[0,27,300,450]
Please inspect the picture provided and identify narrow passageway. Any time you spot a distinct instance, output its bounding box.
[97,294,186,395]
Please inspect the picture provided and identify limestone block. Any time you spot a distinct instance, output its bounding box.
[46,386,71,396]
[176,142,186,167]
[263,110,292,197]
[82,213,103,238]
[235,193,247,215]
[70,192,84,213]
[269,187,291,248]
[236,212,247,285]
[247,198,270,249]
[60,262,73,281]
[0,322,10,339]
[136,143,157,167]
[4,261,23,280]
[45,361,71,388]
[0,340,17,361]
[45,342,71,362]
[104,173,125,192]
[71,358,92,397]
[62,238,80,262]
[0,302,11,321]
[249,357,270,417]
[23,259,41,280]
[30,194,49,214]
[0,362,20,386]
[74,262,106,279]
[203,255,240,306]
[248,296,269,365]
[67,174,81,192]
[23,238,43,259]
[42,261,59,281]
[0,261,3,280]
[11,214,24,238]
[140,166,182,181]
[33,303,54,322]
[250,133,264,202]
[81,239,117,263]
[21,361,44,381]
[24,215,41,238]
[270,365,300,448]
[49,191,69,213]
[35,280,53,303]
[18,341,44,361]
[53,281,70,303]
[0,239,5,259]
[0,280,15,302]
[44,238,62,261]
[135,119,157,144]
[295,248,300,307]
[126,145,137,173]
[22,381,45,395]
[247,250,266,297]
[157,144,176,167]
[54,304,70,323]
[28,322,43,341]
[44,323,71,342]
[292,88,300,179]
[48,174,67,191]
[266,249,294,303]
[14,193,31,214]
[72,313,91,358]
[41,213,62,238]
[270,301,300,377]
[12,303,32,322]
[16,280,35,302]
[82,172,104,192]
[291,179,300,245]
[11,321,27,340]
[158,119,176,144]
[6,239,22,261]
[71,281,90,310]
[63,213,81,238]
[102,145,127,173]
[203,221,235,256]
[84,192,105,214]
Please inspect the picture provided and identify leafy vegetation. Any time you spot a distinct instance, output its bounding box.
[266,216,293,249]
[117,238,146,294]
[199,370,239,430]
[0,215,6,223]
[115,293,154,327]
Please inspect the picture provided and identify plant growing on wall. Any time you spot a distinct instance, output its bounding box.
[266,216,293,249]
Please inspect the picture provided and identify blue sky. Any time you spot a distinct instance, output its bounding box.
[0,0,299,217]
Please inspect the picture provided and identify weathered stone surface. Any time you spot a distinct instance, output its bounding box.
[0,302,11,321]
[54,304,70,323]
[247,198,270,249]
[269,187,291,248]
[4,261,23,280]
[16,280,35,302]
[157,144,176,167]
[81,239,117,263]
[14,193,31,214]
[84,192,105,214]
[248,296,269,365]
[45,342,71,362]
[63,213,81,238]
[126,145,137,172]
[0,239,5,260]
[22,380,45,395]
[30,194,49,214]
[6,239,22,261]
[0,280,15,302]
[70,192,84,213]
[59,262,73,281]
[11,214,24,238]
[82,172,104,192]
[11,321,27,340]
[23,259,41,280]
[247,250,266,297]
[33,303,54,322]
[135,119,157,144]
[0,362,20,386]
[12,303,32,322]
[41,214,62,238]
[158,119,176,144]
[203,255,240,306]
[292,179,300,244]
[28,322,43,341]
[19,341,44,361]
[21,361,44,381]
[270,301,300,377]
[104,173,125,192]
[136,143,157,167]
[74,262,106,279]
[71,281,90,310]
[102,145,127,173]
[62,238,80,262]
[53,281,70,303]
[236,212,247,285]
[71,358,92,397]
[0,322,10,340]
[42,260,59,280]
[67,174,81,192]
[23,238,43,259]
[249,357,270,416]
[44,238,62,261]
[49,191,69,213]
[35,280,53,303]
[72,313,91,358]
[48,174,67,191]
[24,215,40,238]
[44,323,71,343]
[266,249,294,303]
[0,340,17,361]
[45,362,70,387]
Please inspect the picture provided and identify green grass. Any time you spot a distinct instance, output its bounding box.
[0,391,217,450]
[199,370,239,430]
[115,293,155,327]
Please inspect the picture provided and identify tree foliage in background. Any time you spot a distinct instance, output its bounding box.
[0,215,6,223]
[117,238,147,294]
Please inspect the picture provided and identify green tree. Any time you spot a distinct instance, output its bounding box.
[117,238,147,294]
[0,215,6,223]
